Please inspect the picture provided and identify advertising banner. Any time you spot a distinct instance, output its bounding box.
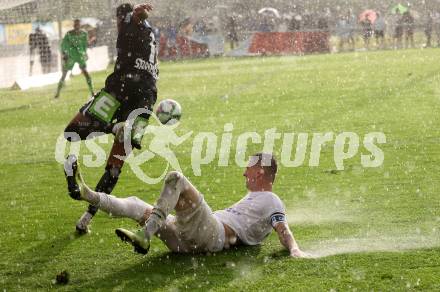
[6,23,32,45]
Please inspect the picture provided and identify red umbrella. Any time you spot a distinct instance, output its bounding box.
[359,10,378,23]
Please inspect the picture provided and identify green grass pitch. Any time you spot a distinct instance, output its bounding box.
[1,49,440,291]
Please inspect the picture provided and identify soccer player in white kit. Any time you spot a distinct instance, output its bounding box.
[65,153,309,257]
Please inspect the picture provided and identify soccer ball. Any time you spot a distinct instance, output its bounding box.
[155,99,182,125]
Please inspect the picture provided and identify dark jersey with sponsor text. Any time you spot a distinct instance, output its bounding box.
[113,12,159,82]
[94,12,158,123]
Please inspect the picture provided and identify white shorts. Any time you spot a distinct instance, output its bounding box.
[157,195,225,253]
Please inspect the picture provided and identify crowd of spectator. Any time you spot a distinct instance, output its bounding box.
[335,9,440,51]
[25,5,440,67]
[150,6,440,54]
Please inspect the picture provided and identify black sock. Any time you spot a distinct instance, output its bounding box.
[87,167,121,216]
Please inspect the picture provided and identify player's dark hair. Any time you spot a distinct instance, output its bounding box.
[251,153,278,183]
[117,3,133,18]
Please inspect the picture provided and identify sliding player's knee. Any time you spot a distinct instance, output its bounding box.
[165,170,182,180]
[161,172,183,202]
[164,171,184,187]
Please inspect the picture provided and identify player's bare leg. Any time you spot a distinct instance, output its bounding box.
[115,171,201,254]
[63,111,110,234]
[64,110,124,234]
[144,171,200,235]
[54,69,68,99]
[76,140,130,234]
[64,111,119,233]
[80,67,94,96]
[66,107,151,234]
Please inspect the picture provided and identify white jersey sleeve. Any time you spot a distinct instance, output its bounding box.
[214,192,287,245]
[268,198,287,228]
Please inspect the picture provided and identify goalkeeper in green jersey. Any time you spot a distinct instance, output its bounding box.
[55,19,94,99]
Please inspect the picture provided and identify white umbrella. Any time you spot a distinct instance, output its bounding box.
[258,7,281,18]
[80,17,102,28]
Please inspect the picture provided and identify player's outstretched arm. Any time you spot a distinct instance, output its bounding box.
[274,222,310,258]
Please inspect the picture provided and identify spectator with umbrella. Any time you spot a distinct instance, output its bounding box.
[336,15,350,52]
[346,9,357,51]
[359,10,376,50]
[226,15,239,49]
[393,14,404,49]
[390,3,409,49]
[402,11,415,48]
[424,12,433,48]
[258,7,280,32]
[374,12,386,49]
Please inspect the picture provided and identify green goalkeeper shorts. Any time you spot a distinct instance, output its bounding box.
[63,56,87,71]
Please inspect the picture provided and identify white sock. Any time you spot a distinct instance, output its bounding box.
[82,188,101,206]
[85,191,150,223]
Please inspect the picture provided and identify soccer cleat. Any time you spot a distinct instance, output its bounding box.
[76,211,93,234]
[115,228,150,255]
[64,155,92,234]
[64,155,81,200]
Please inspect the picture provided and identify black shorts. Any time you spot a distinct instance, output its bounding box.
[80,73,157,125]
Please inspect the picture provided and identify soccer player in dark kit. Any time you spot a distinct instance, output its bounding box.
[63,2,159,234]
